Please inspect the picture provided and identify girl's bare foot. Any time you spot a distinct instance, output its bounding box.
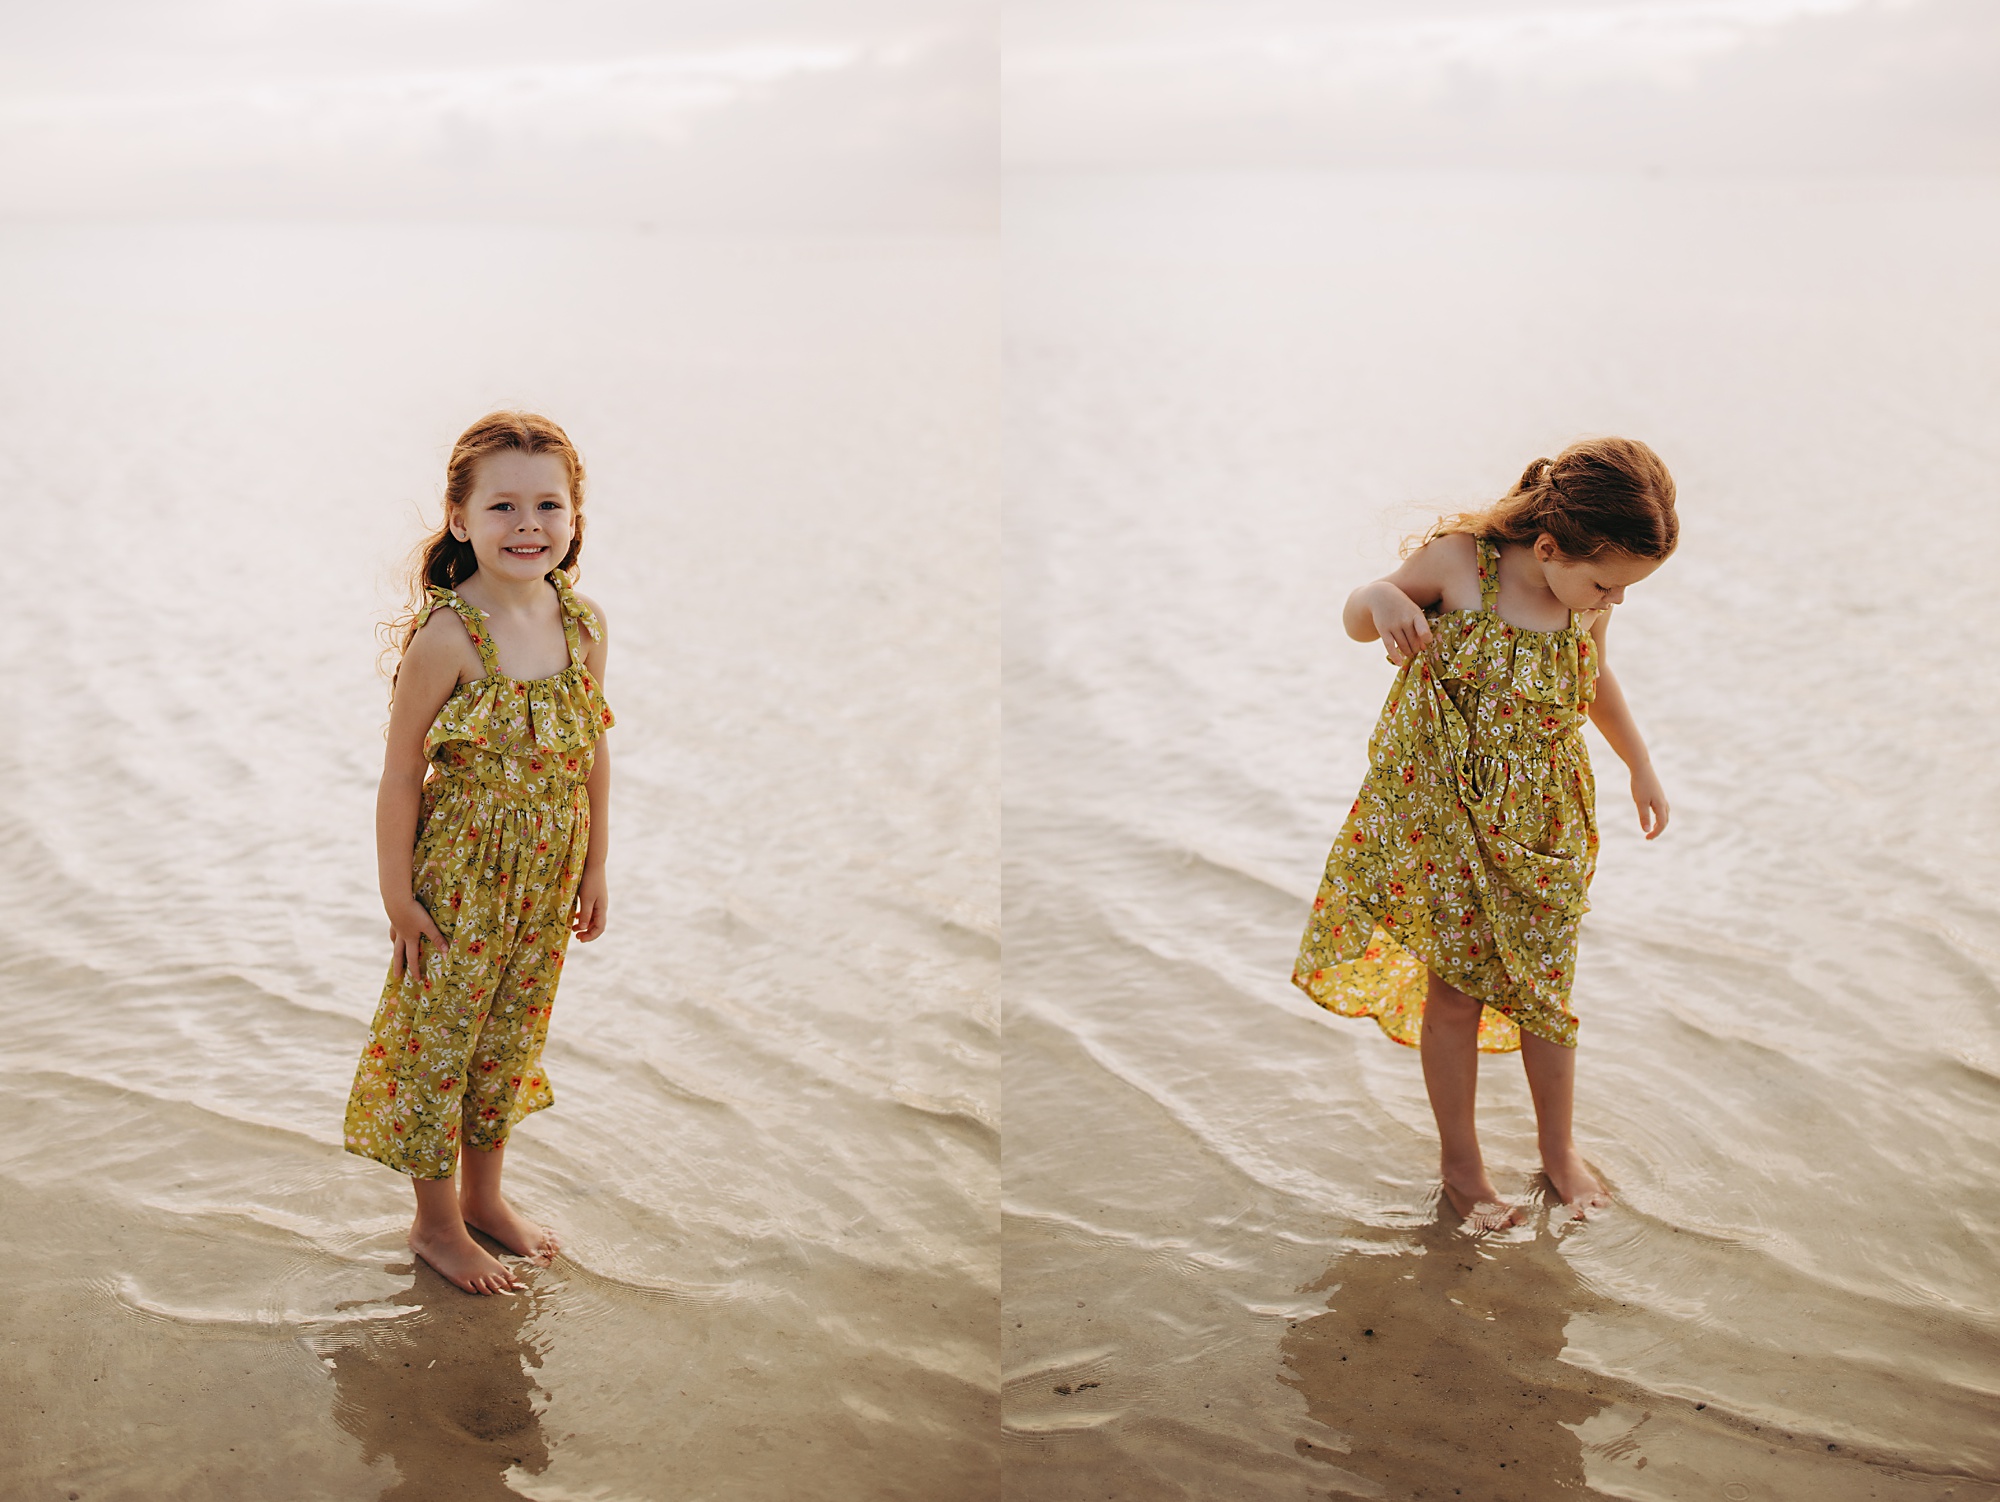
[1440,1163,1524,1232]
[461,1191,562,1264]
[408,1221,525,1295]
[1542,1148,1611,1215]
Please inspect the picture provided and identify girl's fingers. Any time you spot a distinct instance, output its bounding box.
[1384,620,1427,665]
[1638,798,1669,839]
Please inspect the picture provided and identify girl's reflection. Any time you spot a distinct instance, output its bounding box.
[325,1255,551,1501]
[1281,1210,1611,1499]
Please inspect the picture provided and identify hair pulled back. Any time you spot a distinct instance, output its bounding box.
[385,410,588,684]
[1410,436,1677,562]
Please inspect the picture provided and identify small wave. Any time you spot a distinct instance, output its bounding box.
[102,1272,418,1332]
[1002,1345,1118,1389]
[555,1259,775,1307]
[892,1085,999,1142]
[1002,1347,1125,1436]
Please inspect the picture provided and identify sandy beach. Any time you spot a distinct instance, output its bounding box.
[0,223,998,1501]
[1003,170,2000,1500]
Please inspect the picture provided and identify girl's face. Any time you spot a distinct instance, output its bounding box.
[451,450,576,582]
[1534,535,1662,612]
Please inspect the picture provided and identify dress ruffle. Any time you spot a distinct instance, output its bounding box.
[415,576,616,769]
[1426,608,1594,705]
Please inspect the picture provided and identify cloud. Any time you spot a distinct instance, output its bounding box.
[0,1,995,228]
[1005,0,2000,172]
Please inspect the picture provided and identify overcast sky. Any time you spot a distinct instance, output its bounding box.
[0,0,995,228]
[1007,0,2000,172]
[3,0,1988,224]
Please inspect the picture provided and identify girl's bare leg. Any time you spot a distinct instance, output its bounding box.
[458,1140,562,1263]
[1519,1030,1611,1213]
[1420,972,1521,1229]
[408,1173,524,1295]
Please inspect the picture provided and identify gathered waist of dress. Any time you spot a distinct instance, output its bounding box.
[1452,726,1589,784]
[1461,717,1589,756]
[424,764,591,811]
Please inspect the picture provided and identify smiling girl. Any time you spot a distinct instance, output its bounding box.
[1293,437,1676,1230]
[344,411,614,1294]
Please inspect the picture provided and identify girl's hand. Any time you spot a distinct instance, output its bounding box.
[1368,584,1433,667]
[573,869,609,942]
[1631,765,1670,840]
[386,895,447,982]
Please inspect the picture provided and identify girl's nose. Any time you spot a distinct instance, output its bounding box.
[1606,586,1626,605]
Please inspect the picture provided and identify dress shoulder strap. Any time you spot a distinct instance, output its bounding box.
[423,585,501,678]
[547,571,598,668]
[1474,537,1501,613]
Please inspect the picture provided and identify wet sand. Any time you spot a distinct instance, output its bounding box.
[1003,170,2000,1499]
[0,224,997,1499]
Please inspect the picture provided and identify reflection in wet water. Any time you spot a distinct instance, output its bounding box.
[1281,1206,1612,1501]
[322,1249,550,1502]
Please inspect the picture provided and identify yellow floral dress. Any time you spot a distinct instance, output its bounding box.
[1294,539,1599,1052]
[345,573,614,1179]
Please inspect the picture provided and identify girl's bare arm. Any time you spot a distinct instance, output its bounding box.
[1343,532,1476,665]
[1584,611,1670,838]
[378,615,475,977]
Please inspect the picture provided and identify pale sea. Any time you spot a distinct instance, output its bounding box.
[4,173,1998,1502]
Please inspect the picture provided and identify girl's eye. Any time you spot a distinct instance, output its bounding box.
[538,500,562,510]
[492,501,513,511]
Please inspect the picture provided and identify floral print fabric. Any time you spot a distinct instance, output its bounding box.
[1294,539,1599,1052]
[345,573,614,1178]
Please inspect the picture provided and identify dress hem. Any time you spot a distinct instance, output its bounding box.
[342,1099,547,1181]
[1295,906,1577,1052]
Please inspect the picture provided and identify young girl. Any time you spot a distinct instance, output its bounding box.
[345,411,615,1294]
[1294,437,1675,1230]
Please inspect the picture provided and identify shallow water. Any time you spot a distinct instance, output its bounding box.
[0,223,997,1499]
[1003,171,2000,1499]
